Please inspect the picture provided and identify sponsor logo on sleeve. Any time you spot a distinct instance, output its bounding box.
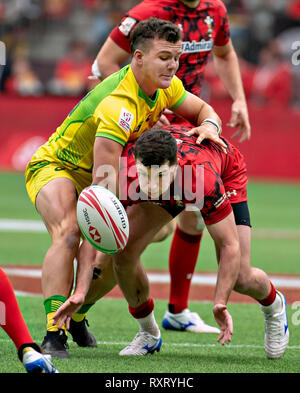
[214,193,227,208]
[119,17,137,36]
[119,108,134,133]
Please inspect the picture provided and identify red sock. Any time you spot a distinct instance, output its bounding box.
[258,281,277,306]
[128,297,154,319]
[0,268,33,350]
[168,226,202,314]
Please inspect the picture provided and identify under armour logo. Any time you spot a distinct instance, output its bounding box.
[89,226,101,243]
[226,190,237,198]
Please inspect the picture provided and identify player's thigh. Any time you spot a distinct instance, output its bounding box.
[36,177,79,239]
[177,208,205,235]
[119,203,173,258]
[26,163,91,239]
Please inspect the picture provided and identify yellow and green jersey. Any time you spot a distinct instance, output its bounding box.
[28,64,187,173]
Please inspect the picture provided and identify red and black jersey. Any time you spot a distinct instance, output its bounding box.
[119,125,248,226]
[110,0,230,99]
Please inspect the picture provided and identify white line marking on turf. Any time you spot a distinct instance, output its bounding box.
[3,267,42,278]
[3,267,300,289]
[0,219,46,232]
[0,338,299,350]
[1,219,300,239]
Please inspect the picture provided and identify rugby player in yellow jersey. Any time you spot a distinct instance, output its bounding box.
[25,18,226,358]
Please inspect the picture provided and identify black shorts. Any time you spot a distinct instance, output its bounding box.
[159,201,251,227]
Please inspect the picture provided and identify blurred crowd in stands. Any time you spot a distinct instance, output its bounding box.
[0,0,299,109]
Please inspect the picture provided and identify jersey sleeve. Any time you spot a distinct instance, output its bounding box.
[214,0,231,47]
[166,76,187,111]
[109,0,161,53]
[95,98,137,146]
[200,168,232,225]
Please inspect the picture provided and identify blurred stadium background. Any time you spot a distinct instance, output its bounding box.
[0,0,300,373]
[0,0,300,177]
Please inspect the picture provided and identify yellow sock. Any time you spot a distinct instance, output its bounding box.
[46,312,67,335]
[71,313,86,323]
[22,347,34,356]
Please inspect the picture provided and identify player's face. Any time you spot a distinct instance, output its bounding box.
[136,159,178,199]
[141,38,182,91]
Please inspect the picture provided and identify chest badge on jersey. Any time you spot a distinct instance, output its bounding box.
[181,15,214,53]
[204,16,213,39]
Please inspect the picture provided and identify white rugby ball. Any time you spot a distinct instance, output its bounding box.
[77,185,129,254]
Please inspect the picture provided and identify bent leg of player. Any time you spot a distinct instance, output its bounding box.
[35,178,82,358]
[162,209,220,334]
[114,203,172,356]
[231,202,289,359]
[0,268,58,373]
[151,218,176,242]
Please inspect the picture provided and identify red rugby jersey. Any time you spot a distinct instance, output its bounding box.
[119,125,247,226]
[110,0,230,98]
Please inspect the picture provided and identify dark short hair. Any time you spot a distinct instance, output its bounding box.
[130,17,182,54]
[134,128,178,167]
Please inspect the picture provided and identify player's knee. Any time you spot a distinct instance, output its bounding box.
[234,269,251,293]
[151,221,176,243]
[65,225,81,249]
[53,222,81,250]
[178,210,204,235]
[113,248,139,270]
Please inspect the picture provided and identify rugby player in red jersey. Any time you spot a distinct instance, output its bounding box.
[90,0,251,333]
[53,126,289,359]
[0,268,58,373]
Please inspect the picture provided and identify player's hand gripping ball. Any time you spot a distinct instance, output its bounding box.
[77,185,129,254]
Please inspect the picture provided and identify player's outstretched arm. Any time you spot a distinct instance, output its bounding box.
[206,212,240,344]
[92,37,130,81]
[53,293,85,330]
[92,137,124,197]
[213,40,251,143]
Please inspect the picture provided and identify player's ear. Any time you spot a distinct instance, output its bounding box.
[133,49,144,65]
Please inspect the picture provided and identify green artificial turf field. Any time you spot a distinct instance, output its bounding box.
[0,172,300,374]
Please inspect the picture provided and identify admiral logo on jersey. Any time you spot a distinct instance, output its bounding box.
[182,15,214,53]
[181,39,213,53]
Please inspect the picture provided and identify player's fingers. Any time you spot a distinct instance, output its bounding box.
[159,114,170,126]
[185,129,196,136]
[222,332,230,346]
[228,111,239,127]
[239,126,251,143]
[65,316,71,331]
[230,128,242,140]
[53,313,65,329]
[216,139,227,154]
[196,134,205,145]
[217,331,224,343]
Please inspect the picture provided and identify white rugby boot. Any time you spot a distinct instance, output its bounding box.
[162,308,220,333]
[119,332,162,356]
[261,291,289,359]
